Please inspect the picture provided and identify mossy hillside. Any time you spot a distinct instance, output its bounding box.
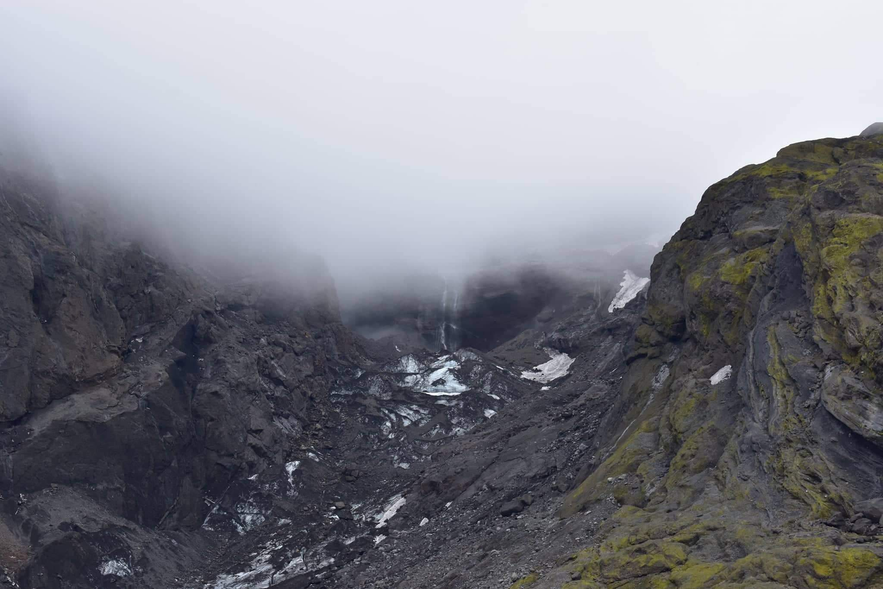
[563,527,883,588]
[521,135,883,588]
[561,505,883,588]
[819,215,883,315]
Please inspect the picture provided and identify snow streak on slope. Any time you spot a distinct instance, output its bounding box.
[375,495,406,528]
[710,365,732,385]
[608,270,650,313]
[521,349,575,383]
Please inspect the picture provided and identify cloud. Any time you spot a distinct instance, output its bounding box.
[0,0,880,295]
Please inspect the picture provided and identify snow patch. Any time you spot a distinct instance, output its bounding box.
[419,517,429,527]
[375,495,406,528]
[652,365,670,391]
[710,365,732,385]
[404,356,468,395]
[521,349,575,383]
[396,354,424,374]
[99,559,132,577]
[483,409,497,419]
[608,270,650,313]
[393,405,430,426]
[285,461,300,488]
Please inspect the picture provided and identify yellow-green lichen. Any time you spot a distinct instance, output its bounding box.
[509,572,538,588]
[719,247,770,287]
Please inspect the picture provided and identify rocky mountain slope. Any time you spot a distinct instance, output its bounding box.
[1,126,882,589]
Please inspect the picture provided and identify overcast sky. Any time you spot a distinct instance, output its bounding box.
[1,1,881,284]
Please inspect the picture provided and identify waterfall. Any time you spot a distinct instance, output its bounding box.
[439,282,449,351]
[438,280,462,352]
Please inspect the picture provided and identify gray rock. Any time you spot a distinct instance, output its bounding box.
[855,498,883,521]
[859,122,883,137]
[500,499,525,517]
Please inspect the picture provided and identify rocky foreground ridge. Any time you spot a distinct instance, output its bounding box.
[0,126,882,589]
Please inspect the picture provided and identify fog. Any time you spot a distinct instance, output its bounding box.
[1,1,881,296]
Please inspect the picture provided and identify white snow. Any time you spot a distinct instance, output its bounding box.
[99,559,132,577]
[710,365,733,385]
[397,354,424,374]
[608,270,650,313]
[375,494,406,528]
[404,356,468,395]
[374,535,387,545]
[483,409,497,419]
[540,386,550,391]
[521,349,575,383]
[419,517,429,526]
[393,405,430,426]
[285,461,300,488]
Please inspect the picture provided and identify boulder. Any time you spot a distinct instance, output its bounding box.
[855,498,883,521]
[859,122,883,137]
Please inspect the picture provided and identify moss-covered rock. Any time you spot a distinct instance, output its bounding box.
[527,131,883,588]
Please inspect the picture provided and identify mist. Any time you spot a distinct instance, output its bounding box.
[1,1,881,299]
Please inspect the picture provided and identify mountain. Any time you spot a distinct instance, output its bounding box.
[1,127,882,589]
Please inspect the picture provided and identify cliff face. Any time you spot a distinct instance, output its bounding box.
[535,134,883,586]
[0,176,368,587]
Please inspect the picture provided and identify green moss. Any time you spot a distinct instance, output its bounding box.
[687,271,709,292]
[509,572,539,588]
[561,419,658,516]
[819,215,883,313]
[667,424,724,477]
[669,394,699,437]
[767,185,800,200]
[792,219,815,258]
[598,540,688,582]
[739,162,795,179]
[804,166,839,182]
[669,562,726,588]
[835,548,882,586]
[719,248,769,287]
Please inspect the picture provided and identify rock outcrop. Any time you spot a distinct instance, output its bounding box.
[523,130,883,587]
[860,122,883,137]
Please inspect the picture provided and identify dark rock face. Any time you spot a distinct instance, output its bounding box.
[0,186,193,422]
[456,265,568,351]
[340,248,656,356]
[0,175,373,586]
